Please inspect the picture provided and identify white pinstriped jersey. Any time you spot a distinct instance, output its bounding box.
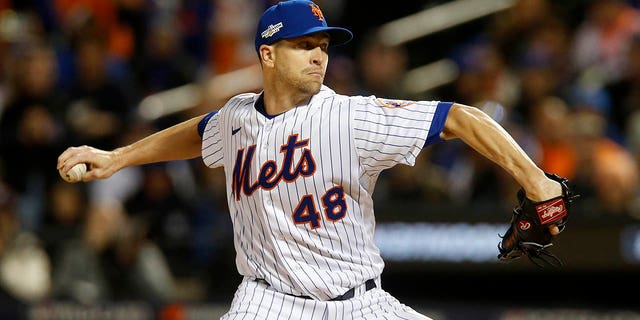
[200,85,450,301]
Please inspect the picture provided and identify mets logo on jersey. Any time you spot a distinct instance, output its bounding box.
[310,3,324,21]
[231,134,317,201]
[376,98,415,108]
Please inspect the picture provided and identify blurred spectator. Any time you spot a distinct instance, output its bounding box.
[606,35,640,147]
[0,8,19,110]
[64,33,134,150]
[192,164,232,246]
[569,0,640,86]
[0,42,68,231]
[512,43,558,124]
[490,0,557,65]
[0,4,50,47]
[208,0,260,74]
[0,181,26,320]
[446,37,519,111]
[528,96,577,179]
[0,233,51,304]
[48,194,176,304]
[106,201,175,303]
[524,17,573,85]
[0,183,16,271]
[48,200,122,304]
[324,55,358,95]
[188,163,236,299]
[53,0,135,63]
[0,182,51,306]
[508,16,573,124]
[37,180,98,304]
[136,15,199,97]
[354,33,409,98]
[123,163,197,282]
[114,0,148,67]
[177,0,214,66]
[39,180,88,265]
[568,84,624,143]
[568,86,640,218]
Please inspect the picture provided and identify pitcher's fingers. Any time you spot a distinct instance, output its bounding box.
[57,146,88,171]
[57,147,79,170]
[548,224,560,236]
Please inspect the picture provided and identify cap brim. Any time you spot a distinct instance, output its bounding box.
[289,26,353,47]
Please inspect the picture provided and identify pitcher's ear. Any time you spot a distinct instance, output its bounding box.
[259,45,275,65]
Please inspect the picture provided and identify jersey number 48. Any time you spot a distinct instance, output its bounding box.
[292,186,347,229]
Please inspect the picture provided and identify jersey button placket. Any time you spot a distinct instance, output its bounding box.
[262,123,272,150]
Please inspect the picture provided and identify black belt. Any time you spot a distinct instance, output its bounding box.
[330,279,376,301]
[257,279,376,301]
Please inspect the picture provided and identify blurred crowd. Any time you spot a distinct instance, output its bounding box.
[0,0,639,310]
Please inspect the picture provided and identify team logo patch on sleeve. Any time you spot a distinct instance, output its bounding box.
[376,98,415,108]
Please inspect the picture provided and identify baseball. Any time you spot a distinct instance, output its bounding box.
[59,163,87,183]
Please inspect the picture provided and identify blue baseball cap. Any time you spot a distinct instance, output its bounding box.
[255,0,353,53]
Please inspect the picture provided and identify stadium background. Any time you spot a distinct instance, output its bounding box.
[1,0,640,319]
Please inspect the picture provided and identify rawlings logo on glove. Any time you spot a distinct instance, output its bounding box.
[498,172,579,267]
[537,198,566,223]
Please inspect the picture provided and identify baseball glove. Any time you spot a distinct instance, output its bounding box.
[498,172,579,267]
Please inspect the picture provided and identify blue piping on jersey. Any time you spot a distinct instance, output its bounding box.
[198,110,218,137]
[424,101,453,147]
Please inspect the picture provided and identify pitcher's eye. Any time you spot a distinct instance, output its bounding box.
[298,41,312,49]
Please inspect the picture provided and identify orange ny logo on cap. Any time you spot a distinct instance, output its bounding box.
[310,3,324,21]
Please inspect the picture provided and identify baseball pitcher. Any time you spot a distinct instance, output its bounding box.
[58,1,575,319]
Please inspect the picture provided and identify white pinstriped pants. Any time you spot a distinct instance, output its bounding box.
[220,277,433,320]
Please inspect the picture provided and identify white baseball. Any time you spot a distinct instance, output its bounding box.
[59,163,87,183]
